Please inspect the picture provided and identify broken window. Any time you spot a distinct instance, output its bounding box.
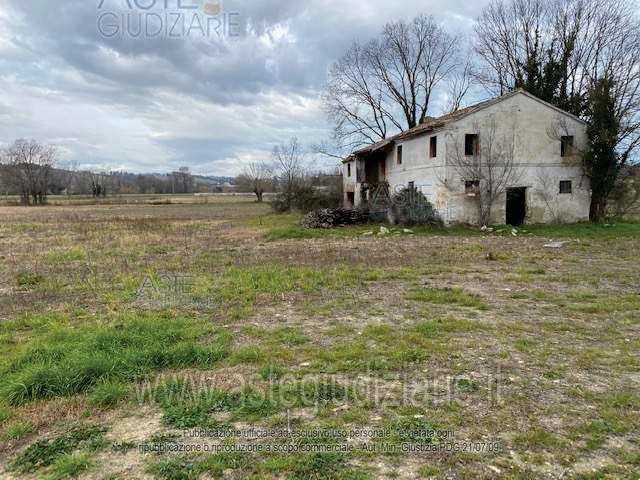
[465,180,480,195]
[561,136,574,157]
[397,145,403,165]
[430,136,437,158]
[465,134,479,156]
[559,180,572,194]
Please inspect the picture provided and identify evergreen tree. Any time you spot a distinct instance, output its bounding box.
[583,78,622,221]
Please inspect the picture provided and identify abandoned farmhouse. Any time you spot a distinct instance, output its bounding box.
[342,89,591,225]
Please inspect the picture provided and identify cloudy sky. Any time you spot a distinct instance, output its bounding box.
[0,0,489,175]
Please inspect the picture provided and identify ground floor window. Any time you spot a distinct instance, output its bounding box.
[346,192,355,206]
[559,180,572,194]
[465,180,480,195]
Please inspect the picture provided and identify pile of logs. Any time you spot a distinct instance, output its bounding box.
[301,208,368,229]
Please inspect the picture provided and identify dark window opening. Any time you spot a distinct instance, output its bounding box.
[430,136,437,158]
[465,134,479,156]
[397,145,403,165]
[561,136,574,157]
[465,180,480,195]
[347,163,351,177]
[346,192,355,207]
[559,180,572,194]
[408,181,415,190]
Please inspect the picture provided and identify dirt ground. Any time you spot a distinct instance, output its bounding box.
[0,197,638,480]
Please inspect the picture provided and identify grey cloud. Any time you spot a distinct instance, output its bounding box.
[0,0,490,175]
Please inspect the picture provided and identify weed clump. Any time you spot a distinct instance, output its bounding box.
[16,271,44,289]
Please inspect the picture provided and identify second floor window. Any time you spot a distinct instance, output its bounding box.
[561,136,574,157]
[465,134,479,156]
[347,163,351,177]
[397,145,403,165]
[430,136,437,158]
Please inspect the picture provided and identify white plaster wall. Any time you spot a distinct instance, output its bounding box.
[366,92,591,225]
[382,133,448,214]
[342,159,357,206]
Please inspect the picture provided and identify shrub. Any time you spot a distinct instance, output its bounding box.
[272,185,342,213]
[389,186,442,226]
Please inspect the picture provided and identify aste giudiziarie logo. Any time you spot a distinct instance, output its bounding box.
[97,0,241,39]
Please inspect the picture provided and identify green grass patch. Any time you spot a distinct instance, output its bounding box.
[568,294,640,314]
[507,220,640,239]
[16,271,45,289]
[149,450,369,480]
[219,265,380,318]
[231,346,265,365]
[44,248,87,265]
[261,217,640,242]
[414,317,481,338]
[514,339,534,353]
[259,363,288,381]
[150,378,233,429]
[48,452,93,480]
[10,424,106,474]
[1,313,231,405]
[0,404,11,425]
[269,327,309,346]
[199,451,251,477]
[513,428,564,451]
[89,381,130,409]
[148,457,200,480]
[3,420,35,441]
[406,287,488,310]
[376,414,446,455]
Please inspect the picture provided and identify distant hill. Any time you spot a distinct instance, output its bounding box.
[193,175,236,186]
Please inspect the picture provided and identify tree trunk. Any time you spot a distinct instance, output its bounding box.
[590,196,608,222]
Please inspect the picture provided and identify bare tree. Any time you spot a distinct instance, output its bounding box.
[88,171,119,198]
[445,58,474,114]
[610,166,640,215]
[474,0,640,162]
[236,162,271,202]
[444,117,522,226]
[271,138,306,211]
[324,14,463,151]
[171,167,194,194]
[59,159,80,197]
[1,139,57,205]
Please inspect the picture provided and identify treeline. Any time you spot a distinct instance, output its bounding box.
[0,139,234,205]
[235,137,344,213]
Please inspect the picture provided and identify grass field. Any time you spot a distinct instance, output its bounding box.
[0,196,639,479]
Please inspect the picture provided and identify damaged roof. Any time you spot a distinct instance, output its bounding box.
[344,89,586,162]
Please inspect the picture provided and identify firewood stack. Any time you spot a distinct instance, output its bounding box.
[301,208,368,229]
